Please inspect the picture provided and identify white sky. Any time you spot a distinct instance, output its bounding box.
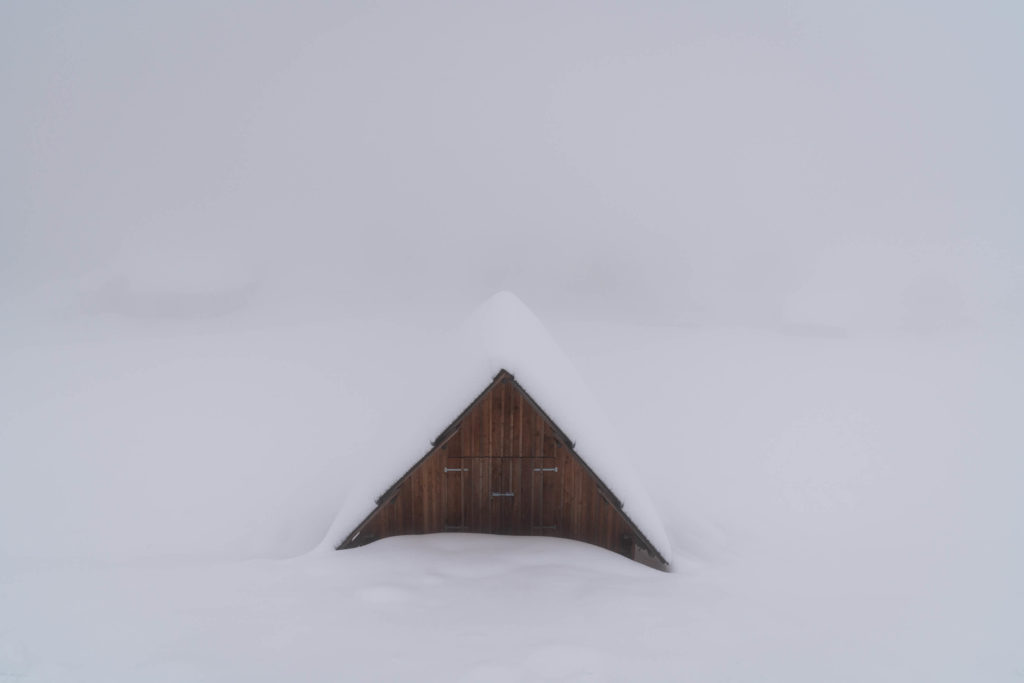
[2,1,1022,328]
[1,11,1021,676]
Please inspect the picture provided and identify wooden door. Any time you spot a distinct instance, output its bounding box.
[443,456,467,530]
[489,458,514,533]
[528,457,560,533]
[445,456,561,535]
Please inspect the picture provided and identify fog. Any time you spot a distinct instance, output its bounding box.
[2,0,1022,561]
[3,1,1021,329]
[2,5,1023,678]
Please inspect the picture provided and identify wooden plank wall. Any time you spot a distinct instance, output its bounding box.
[341,371,666,569]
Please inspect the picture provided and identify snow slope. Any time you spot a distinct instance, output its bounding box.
[1,304,1021,681]
[320,291,671,563]
[3,0,1021,678]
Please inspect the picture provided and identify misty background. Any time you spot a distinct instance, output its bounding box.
[1,1,1022,564]
[3,1,1021,329]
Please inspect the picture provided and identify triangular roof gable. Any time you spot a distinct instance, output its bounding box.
[336,368,669,570]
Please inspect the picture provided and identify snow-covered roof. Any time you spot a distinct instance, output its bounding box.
[319,291,672,563]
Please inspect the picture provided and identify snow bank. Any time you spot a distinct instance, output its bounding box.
[320,291,672,562]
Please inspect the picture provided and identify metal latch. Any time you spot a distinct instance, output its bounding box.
[490,492,514,497]
[533,467,558,472]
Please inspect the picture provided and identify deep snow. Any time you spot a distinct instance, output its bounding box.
[2,1,1022,678]
[1,300,1021,681]
[320,291,671,562]
[2,530,1018,683]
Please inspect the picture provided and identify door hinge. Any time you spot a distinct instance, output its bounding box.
[533,467,558,472]
[444,467,469,472]
[490,492,514,497]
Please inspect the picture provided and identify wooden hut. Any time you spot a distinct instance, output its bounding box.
[336,367,670,570]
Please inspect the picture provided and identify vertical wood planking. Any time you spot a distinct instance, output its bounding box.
[339,371,666,569]
[410,458,424,533]
[483,380,493,459]
[468,453,482,531]
[470,383,486,530]
[445,455,464,529]
[480,455,491,533]
[489,456,500,532]
[503,457,513,531]
[510,458,521,531]
[492,380,503,459]
[521,390,533,458]
[507,381,516,459]
[500,381,509,459]
[543,457,560,531]
[530,457,541,529]
[511,385,521,458]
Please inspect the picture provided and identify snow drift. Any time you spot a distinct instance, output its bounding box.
[320,291,672,563]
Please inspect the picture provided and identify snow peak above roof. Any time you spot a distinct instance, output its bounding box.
[320,291,672,567]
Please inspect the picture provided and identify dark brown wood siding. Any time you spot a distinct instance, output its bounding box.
[339,370,667,570]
